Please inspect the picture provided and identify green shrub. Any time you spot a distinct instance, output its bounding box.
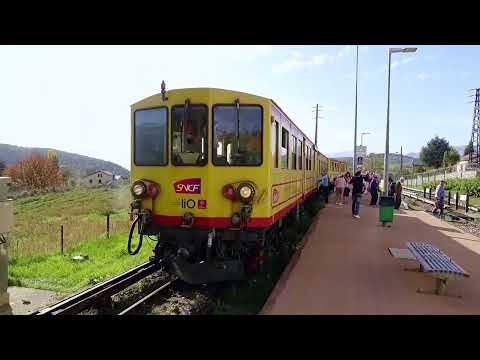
[420,177,480,197]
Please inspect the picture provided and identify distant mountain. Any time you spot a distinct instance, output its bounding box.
[0,143,129,177]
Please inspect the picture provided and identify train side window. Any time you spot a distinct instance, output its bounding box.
[281,127,289,169]
[271,120,279,168]
[134,107,168,166]
[291,135,297,170]
[298,141,303,170]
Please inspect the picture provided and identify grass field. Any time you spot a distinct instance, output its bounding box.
[9,186,131,257]
[6,185,157,295]
[8,233,155,294]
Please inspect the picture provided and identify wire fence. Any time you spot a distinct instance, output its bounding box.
[7,213,131,258]
[404,165,479,187]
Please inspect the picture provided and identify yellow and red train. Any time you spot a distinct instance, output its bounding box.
[128,84,347,283]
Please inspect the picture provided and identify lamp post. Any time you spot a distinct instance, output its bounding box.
[382,47,417,196]
[353,45,359,172]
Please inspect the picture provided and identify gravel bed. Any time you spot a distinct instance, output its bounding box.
[404,197,480,238]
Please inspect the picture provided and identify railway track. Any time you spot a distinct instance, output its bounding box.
[402,189,477,222]
[32,260,175,315]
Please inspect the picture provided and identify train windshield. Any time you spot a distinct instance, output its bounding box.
[134,107,168,165]
[213,105,262,166]
[171,104,208,166]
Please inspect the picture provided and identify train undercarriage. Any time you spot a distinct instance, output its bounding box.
[128,201,311,285]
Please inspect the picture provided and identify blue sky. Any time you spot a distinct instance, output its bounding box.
[1,45,479,169]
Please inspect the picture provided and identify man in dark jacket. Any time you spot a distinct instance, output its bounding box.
[350,170,365,218]
[369,175,379,206]
[394,177,404,209]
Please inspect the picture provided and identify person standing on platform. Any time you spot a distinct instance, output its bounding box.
[388,176,395,197]
[369,175,379,206]
[335,173,347,205]
[320,171,330,204]
[394,177,404,209]
[343,172,352,204]
[350,170,365,219]
[433,180,446,216]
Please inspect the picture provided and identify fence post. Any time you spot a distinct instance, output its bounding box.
[424,187,426,198]
[60,225,64,254]
[107,214,110,239]
[466,194,469,213]
[429,188,432,200]
[456,192,459,210]
[448,191,451,206]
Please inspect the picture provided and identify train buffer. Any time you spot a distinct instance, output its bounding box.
[405,242,470,296]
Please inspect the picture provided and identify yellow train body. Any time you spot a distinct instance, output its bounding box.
[130,87,346,229]
[328,158,348,180]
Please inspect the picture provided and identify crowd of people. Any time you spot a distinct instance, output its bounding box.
[317,170,406,219]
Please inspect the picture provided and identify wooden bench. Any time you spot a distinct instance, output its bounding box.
[406,242,470,296]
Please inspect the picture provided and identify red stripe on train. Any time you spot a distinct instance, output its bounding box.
[152,189,317,228]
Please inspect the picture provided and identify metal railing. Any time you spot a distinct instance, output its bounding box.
[403,186,479,213]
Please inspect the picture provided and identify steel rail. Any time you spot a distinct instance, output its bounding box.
[32,260,162,315]
[118,278,177,315]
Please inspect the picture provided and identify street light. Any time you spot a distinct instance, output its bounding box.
[383,47,417,196]
[353,45,359,172]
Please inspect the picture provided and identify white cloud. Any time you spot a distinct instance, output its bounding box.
[417,72,431,81]
[337,45,353,58]
[272,52,335,74]
[401,56,415,65]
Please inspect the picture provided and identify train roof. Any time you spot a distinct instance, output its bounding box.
[131,87,332,157]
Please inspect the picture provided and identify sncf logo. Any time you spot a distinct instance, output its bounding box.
[174,178,201,194]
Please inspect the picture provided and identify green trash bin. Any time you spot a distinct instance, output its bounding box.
[379,196,395,225]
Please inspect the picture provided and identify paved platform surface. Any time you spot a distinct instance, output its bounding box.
[262,195,480,315]
[0,287,58,315]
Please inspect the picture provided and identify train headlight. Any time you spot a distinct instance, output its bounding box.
[238,182,255,203]
[131,181,147,197]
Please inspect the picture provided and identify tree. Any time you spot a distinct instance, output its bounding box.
[0,159,5,175]
[420,136,451,168]
[4,152,64,190]
[443,147,461,167]
[464,141,474,156]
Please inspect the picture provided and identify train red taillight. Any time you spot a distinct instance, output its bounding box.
[223,184,237,200]
[146,183,160,198]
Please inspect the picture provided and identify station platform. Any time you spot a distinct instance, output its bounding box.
[261,195,480,315]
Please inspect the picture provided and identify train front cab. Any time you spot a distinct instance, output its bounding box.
[130,88,278,284]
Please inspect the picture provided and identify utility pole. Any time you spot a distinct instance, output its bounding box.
[468,88,480,164]
[400,146,403,175]
[313,104,324,147]
[353,45,359,172]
